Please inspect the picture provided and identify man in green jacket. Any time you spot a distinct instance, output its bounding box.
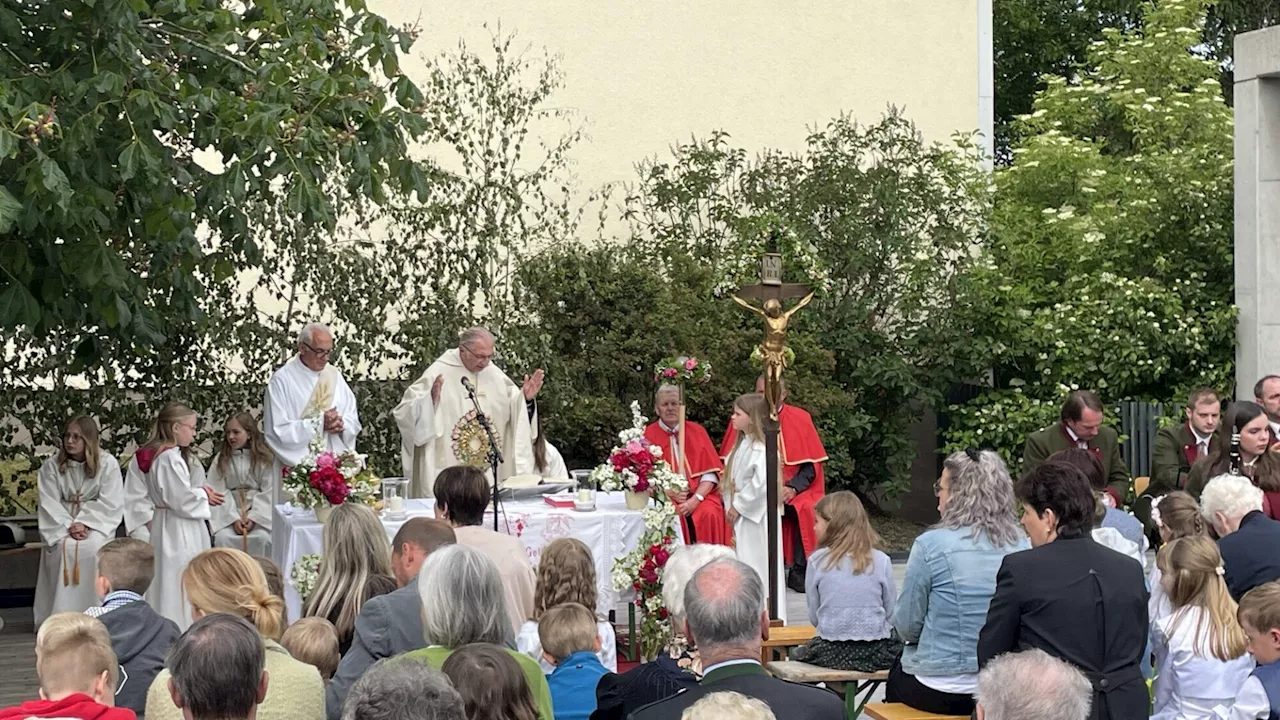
[1023,390,1130,506]
[1135,388,1221,535]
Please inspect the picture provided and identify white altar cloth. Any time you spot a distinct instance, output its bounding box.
[272,492,681,621]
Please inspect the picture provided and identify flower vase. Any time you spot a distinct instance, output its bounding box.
[624,489,651,510]
[315,504,334,524]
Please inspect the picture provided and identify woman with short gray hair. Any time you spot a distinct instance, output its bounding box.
[887,449,1029,715]
[592,544,735,720]
[402,545,553,720]
[1200,473,1280,599]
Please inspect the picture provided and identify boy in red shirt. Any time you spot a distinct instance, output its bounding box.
[0,612,135,720]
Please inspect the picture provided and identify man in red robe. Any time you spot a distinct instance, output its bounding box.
[719,378,827,591]
[643,385,730,546]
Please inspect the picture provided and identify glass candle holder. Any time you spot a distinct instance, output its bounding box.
[571,470,595,509]
[382,477,409,519]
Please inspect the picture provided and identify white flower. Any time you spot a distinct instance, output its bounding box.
[649,445,663,458]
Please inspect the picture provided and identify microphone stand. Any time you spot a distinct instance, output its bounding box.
[463,378,504,531]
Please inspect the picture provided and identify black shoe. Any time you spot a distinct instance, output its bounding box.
[786,564,806,593]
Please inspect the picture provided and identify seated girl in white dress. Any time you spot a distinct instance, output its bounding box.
[34,416,124,625]
[1150,535,1255,720]
[208,411,276,556]
[517,537,617,673]
[723,392,786,623]
[135,402,222,630]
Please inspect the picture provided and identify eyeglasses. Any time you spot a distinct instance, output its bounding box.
[933,479,944,497]
[461,344,495,361]
[302,341,333,357]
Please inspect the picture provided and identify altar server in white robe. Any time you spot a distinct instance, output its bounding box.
[393,327,545,497]
[208,411,276,556]
[138,402,222,630]
[123,447,207,542]
[533,415,570,481]
[724,392,787,623]
[264,322,361,502]
[34,416,124,625]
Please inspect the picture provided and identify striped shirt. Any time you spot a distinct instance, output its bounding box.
[85,590,145,618]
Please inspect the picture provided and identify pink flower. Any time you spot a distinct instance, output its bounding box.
[684,358,697,370]
[315,452,338,470]
[663,368,678,378]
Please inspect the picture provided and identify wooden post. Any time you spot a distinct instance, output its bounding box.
[763,416,781,620]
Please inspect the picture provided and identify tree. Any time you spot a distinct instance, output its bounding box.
[0,0,431,372]
[994,0,1277,159]
[513,113,991,500]
[947,0,1236,467]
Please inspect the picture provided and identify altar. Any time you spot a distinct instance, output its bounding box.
[271,492,682,621]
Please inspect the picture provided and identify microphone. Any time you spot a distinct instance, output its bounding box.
[461,377,474,393]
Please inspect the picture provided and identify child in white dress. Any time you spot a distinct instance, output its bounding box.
[1150,535,1255,720]
[136,402,222,630]
[724,392,786,623]
[208,412,276,556]
[34,416,123,624]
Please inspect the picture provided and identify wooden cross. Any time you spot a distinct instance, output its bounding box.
[731,247,813,622]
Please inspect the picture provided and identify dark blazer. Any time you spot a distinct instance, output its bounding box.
[1219,510,1280,600]
[325,582,426,720]
[628,661,844,720]
[1151,423,1215,495]
[978,535,1148,720]
[1023,423,1130,504]
[591,654,698,720]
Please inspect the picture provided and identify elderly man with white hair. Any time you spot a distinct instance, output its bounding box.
[264,323,362,499]
[393,327,545,497]
[975,649,1092,720]
[1201,473,1280,600]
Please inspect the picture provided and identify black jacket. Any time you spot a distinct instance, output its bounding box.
[978,535,1148,720]
[1220,510,1280,601]
[98,600,181,719]
[590,654,698,720]
[628,662,844,720]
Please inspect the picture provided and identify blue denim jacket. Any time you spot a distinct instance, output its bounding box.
[892,526,1029,677]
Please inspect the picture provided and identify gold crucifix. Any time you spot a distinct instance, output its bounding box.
[732,250,813,420]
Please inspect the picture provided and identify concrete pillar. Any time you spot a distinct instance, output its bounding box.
[1235,27,1280,400]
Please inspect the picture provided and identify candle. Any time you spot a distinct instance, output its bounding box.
[577,489,592,504]
[389,495,405,513]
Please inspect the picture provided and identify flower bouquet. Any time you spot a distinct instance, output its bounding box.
[653,356,712,386]
[290,554,322,604]
[589,402,685,509]
[281,437,381,522]
[610,507,679,660]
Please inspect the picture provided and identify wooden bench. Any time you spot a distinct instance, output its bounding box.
[766,661,889,719]
[760,624,817,664]
[862,703,968,720]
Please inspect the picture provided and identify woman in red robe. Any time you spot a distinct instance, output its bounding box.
[643,386,730,546]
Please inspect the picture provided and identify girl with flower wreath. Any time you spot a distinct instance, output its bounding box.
[1150,536,1255,719]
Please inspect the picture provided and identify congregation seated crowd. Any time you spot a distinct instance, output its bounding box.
[16,382,1280,720]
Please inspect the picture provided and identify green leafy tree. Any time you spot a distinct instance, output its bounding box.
[515,113,991,501]
[994,0,1276,158]
[947,0,1236,467]
[0,0,430,372]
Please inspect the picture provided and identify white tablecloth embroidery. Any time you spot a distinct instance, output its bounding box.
[272,493,681,621]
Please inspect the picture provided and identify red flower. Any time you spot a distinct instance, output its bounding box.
[653,547,670,566]
[639,568,658,583]
[657,607,669,620]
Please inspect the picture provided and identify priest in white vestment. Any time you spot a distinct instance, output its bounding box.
[264,323,362,502]
[393,327,545,497]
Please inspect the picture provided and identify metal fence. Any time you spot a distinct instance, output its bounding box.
[1118,400,1164,478]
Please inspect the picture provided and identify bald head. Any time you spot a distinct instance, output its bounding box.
[683,558,765,650]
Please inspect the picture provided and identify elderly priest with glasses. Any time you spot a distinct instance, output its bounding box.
[394,327,545,498]
[264,322,363,499]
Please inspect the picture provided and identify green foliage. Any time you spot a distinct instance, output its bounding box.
[0,0,429,370]
[994,0,1276,158]
[516,113,991,500]
[945,0,1235,464]
[0,454,38,517]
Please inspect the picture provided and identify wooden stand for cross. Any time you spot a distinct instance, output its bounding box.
[733,250,813,621]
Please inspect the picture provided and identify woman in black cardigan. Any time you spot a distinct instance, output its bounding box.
[978,461,1148,720]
